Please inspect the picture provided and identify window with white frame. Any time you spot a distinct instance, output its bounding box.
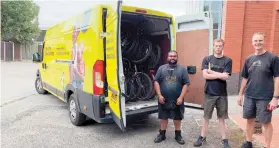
[202,1,223,39]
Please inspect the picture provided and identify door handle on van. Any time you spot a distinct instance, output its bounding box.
[42,63,47,69]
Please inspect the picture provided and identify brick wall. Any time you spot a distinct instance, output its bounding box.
[240,1,274,66]
[221,1,246,73]
[222,1,278,94]
[270,2,279,55]
[222,1,276,73]
[276,1,279,10]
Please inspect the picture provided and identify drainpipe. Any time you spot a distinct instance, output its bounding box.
[20,44,22,61]
[11,41,14,61]
[4,42,6,61]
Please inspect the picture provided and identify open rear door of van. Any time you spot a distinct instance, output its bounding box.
[105,0,126,131]
[175,12,213,109]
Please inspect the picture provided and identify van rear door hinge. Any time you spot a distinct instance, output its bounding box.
[100,31,108,39]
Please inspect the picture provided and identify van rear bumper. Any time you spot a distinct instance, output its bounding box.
[100,105,158,123]
[126,105,158,116]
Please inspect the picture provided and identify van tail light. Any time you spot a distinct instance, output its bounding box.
[93,60,104,95]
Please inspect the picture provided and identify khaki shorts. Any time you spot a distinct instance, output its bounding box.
[203,94,228,120]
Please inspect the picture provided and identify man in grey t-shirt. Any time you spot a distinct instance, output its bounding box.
[153,51,190,145]
[238,32,279,148]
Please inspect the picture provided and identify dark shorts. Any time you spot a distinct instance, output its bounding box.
[203,94,228,120]
[158,102,184,120]
[243,97,272,124]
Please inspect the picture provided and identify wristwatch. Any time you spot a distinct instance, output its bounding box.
[273,96,279,99]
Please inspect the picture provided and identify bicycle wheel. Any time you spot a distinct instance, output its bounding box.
[135,72,153,100]
[124,76,138,102]
[131,39,152,64]
[148,44,161,69]
[122,58,131,75]
[121,21,137,57]
[123,37,140,58]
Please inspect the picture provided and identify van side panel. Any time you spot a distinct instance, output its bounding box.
[42,5,109,121]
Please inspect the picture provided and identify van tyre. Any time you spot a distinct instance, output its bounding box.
[68,94,86,126]
[35,77,47,94]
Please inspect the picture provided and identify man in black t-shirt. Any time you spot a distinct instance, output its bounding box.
[153,51,190,145]
[194,39,232,148]
[238,32,279,148]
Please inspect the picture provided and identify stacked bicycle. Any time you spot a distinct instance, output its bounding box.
[121,21,161,102]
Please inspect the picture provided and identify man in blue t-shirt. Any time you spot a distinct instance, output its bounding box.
[153,51,190,145]
[238,32,279,148]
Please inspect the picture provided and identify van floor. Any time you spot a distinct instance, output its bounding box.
[105,99,157,114]
[125,99,157,111]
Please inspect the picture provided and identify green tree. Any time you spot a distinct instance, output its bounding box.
[1,0,41,44]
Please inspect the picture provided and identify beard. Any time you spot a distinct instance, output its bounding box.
[168,59,177,65]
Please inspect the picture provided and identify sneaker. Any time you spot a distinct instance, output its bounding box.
[193,136,206,147]
[154,130,166,143]
[222,139,231,148]
[241,141,253,148]
[174,130,185,145]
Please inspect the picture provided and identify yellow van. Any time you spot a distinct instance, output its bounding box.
[32,1,211,131]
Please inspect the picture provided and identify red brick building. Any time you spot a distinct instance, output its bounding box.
[176,1,278,105]
[222,1,279,94]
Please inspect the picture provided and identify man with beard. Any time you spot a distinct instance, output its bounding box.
[194,39,232,148]
[238,32,279,148]
[153,51,190,145]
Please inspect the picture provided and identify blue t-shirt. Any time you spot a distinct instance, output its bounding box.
[154,64,190,101]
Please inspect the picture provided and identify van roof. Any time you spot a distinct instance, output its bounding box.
[45,4,173,38]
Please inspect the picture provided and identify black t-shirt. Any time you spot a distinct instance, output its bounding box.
[154,64,190,101]
[241,51,279,100]
[201,55,232,96]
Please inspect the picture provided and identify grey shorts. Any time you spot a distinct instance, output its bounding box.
[203,94,228,120]
[243,97,272,124]
[158,103,185,120]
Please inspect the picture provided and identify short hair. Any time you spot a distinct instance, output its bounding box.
[252,32,266,39]
[168,50,178,58]
[213,38,225,46]
[168,50,178,55]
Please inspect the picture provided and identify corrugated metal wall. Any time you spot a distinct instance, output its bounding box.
[1,41,14,61]
[20,43,39,60]
[184,0,203,14]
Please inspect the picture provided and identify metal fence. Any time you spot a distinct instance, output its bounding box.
[20,43,40,60]
[1,41,14,61]
[1,41,41,61]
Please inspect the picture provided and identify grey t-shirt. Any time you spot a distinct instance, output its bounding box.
[154,64,190,102]
[241,51,279,100]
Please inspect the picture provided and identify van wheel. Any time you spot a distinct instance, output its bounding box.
[68,94,86,126]
[35,77,47,94]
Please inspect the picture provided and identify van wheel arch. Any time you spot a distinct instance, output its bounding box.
[66,90,74,103]
[68,93,86,126]
[65,84,75,102]
[65,84,82,113]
